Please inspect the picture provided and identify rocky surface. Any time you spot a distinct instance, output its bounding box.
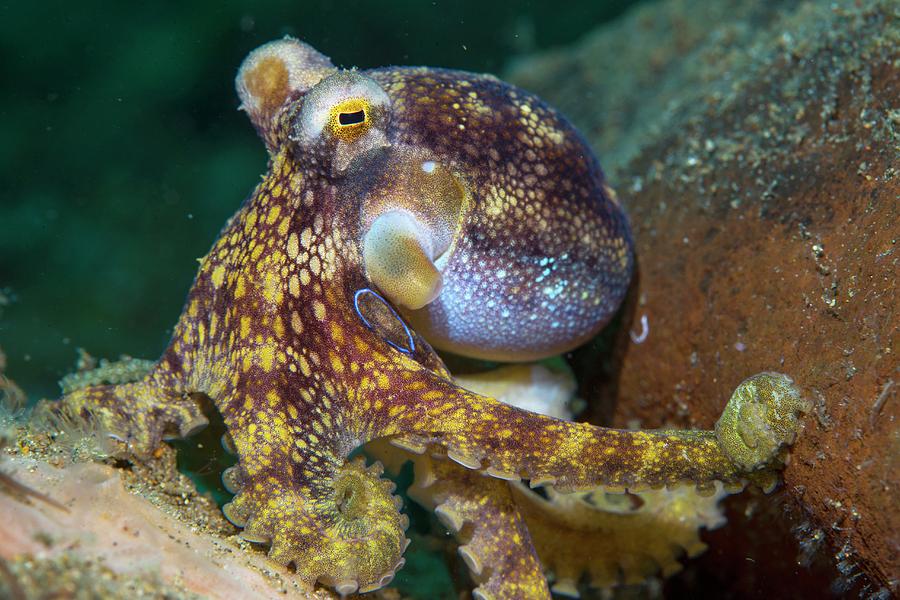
[509,0,898,596]
[0,449,332,599]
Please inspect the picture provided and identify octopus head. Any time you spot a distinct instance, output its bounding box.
[236,37,634,363]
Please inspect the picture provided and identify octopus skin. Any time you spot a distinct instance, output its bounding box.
[59,38,809,598]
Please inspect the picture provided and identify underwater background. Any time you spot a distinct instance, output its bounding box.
[1,0,897,598]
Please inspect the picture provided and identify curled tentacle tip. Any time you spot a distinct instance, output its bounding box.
[715,372,810,472]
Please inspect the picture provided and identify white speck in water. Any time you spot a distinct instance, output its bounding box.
[421,161,436,173]
[734,341,747,352]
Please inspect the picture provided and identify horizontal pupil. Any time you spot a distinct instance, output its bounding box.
[338,110,366,126]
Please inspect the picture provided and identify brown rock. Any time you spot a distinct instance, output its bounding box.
[510,0,898,596]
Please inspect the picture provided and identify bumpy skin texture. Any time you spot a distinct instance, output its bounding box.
[60,38,808,597]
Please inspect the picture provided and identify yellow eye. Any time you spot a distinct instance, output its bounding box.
[328,98,371,140]
[295,71,389,153]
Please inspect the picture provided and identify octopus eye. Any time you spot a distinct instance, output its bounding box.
[294,71,390,170]
[326,97,372,141]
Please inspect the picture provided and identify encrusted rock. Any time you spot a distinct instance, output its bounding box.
[509,0,898,595]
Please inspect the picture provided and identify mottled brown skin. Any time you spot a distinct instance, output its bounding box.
[60,38,807,597]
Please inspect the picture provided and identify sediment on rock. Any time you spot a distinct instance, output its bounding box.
[508,0,898,596]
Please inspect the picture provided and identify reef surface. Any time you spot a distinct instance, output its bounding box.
[509,0,898,596]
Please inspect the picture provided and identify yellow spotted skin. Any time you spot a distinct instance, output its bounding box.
[59,38,807,597]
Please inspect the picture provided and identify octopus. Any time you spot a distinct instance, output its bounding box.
[60,38,809,598]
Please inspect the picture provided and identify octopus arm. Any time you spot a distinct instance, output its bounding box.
[370,368,807,494]
[60,365,208,453]
[409,454,550,600]
[510,482,729,594]
[214,376,410,595]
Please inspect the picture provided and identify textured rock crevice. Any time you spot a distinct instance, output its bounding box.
[508,0,898,595]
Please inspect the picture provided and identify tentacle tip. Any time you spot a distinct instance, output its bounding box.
[715,372,808,471]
